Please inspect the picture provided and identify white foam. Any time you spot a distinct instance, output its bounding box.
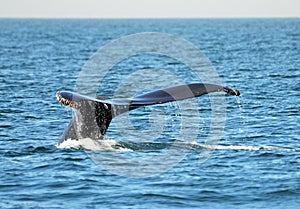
[190,141,290,151]
[55,138,81,149]
[55,138,132,152]
[56,138,290,152]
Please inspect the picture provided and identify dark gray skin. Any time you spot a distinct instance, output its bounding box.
[56,83,240,145]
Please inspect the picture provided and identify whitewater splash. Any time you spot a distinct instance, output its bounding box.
[55,138,290,152]
[55,138,132,151]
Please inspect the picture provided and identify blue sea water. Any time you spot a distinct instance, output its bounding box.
[0,19,299,208]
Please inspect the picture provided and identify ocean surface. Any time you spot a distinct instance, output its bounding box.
[0,19,299,208]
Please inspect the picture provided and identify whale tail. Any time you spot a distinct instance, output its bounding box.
[56,83,240,142]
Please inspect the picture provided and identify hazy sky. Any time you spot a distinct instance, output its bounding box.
[0,0,299,18]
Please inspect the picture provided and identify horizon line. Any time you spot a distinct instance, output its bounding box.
[0,16,299,19]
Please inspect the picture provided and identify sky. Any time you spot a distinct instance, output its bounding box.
[0,0,299,18]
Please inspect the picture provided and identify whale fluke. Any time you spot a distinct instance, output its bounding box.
[56,83,240,144]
